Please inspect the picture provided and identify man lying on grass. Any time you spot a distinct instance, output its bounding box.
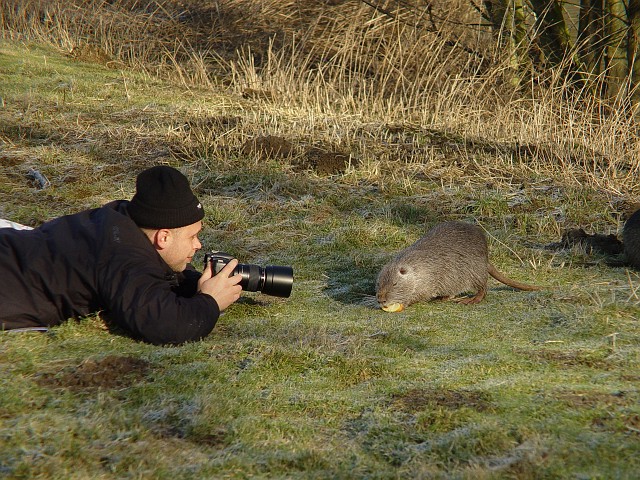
[0,165,243,345]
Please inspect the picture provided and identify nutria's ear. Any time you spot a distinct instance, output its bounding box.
[399,267,407,275]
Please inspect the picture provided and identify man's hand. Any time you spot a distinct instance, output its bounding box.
[198,258,243,311]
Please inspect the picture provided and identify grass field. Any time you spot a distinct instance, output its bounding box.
[1,1,640,478]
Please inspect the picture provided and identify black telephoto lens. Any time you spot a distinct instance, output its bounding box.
[204,252,293,298]
[261,265,294,298]
[236,264,262,292]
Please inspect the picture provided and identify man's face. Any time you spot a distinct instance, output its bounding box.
[160,221,203,272]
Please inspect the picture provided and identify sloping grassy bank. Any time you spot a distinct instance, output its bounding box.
[1,39,639,479]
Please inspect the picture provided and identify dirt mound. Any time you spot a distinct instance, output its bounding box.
[298,148,355,176]
[37,355,151,392]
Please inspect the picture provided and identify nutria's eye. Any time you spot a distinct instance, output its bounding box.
[399,267,407,275]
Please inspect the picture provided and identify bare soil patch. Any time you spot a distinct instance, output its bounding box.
[37,355,151,391]
[522,349,612,368]
[552,389,634,409]
[592,413,640,435]
[391,387,492,412]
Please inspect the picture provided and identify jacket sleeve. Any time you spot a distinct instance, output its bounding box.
[97,248,221,345]
[172,264,202,297]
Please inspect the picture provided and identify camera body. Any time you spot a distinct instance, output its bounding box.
[204,251,293,298]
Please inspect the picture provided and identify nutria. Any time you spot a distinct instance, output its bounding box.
[376,221,540,312]
[623,209,640,269]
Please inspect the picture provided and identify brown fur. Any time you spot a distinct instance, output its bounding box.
[376,221,540,310]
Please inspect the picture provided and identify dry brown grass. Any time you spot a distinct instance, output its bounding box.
[2,0,640,213]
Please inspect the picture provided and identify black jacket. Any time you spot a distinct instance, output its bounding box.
[0,201,220,345]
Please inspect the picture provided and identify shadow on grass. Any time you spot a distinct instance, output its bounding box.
[322,258,381,308]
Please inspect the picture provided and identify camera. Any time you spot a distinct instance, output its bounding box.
[204,252,293,298]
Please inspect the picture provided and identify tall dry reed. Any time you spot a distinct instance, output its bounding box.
[2,0,639,192]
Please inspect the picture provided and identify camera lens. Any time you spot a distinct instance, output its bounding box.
[235,264,293,297]
[205,252,293,298]
[235,264,262,292]
[261,265,294,298]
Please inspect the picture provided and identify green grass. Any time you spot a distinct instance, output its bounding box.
[1,40,640,479]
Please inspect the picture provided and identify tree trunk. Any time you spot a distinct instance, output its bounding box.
[529,0,572,69]
[577,0,606,76]
[605,0,629,99]
[483,0,530,86]
[478,0,640,105]
[629,0,640,105]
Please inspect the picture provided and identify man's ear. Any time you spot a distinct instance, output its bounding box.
[153,228,173,250]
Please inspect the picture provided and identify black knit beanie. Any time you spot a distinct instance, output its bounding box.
[128,166,204,228]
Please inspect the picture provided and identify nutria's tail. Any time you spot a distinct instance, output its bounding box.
[488,264,541,291]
